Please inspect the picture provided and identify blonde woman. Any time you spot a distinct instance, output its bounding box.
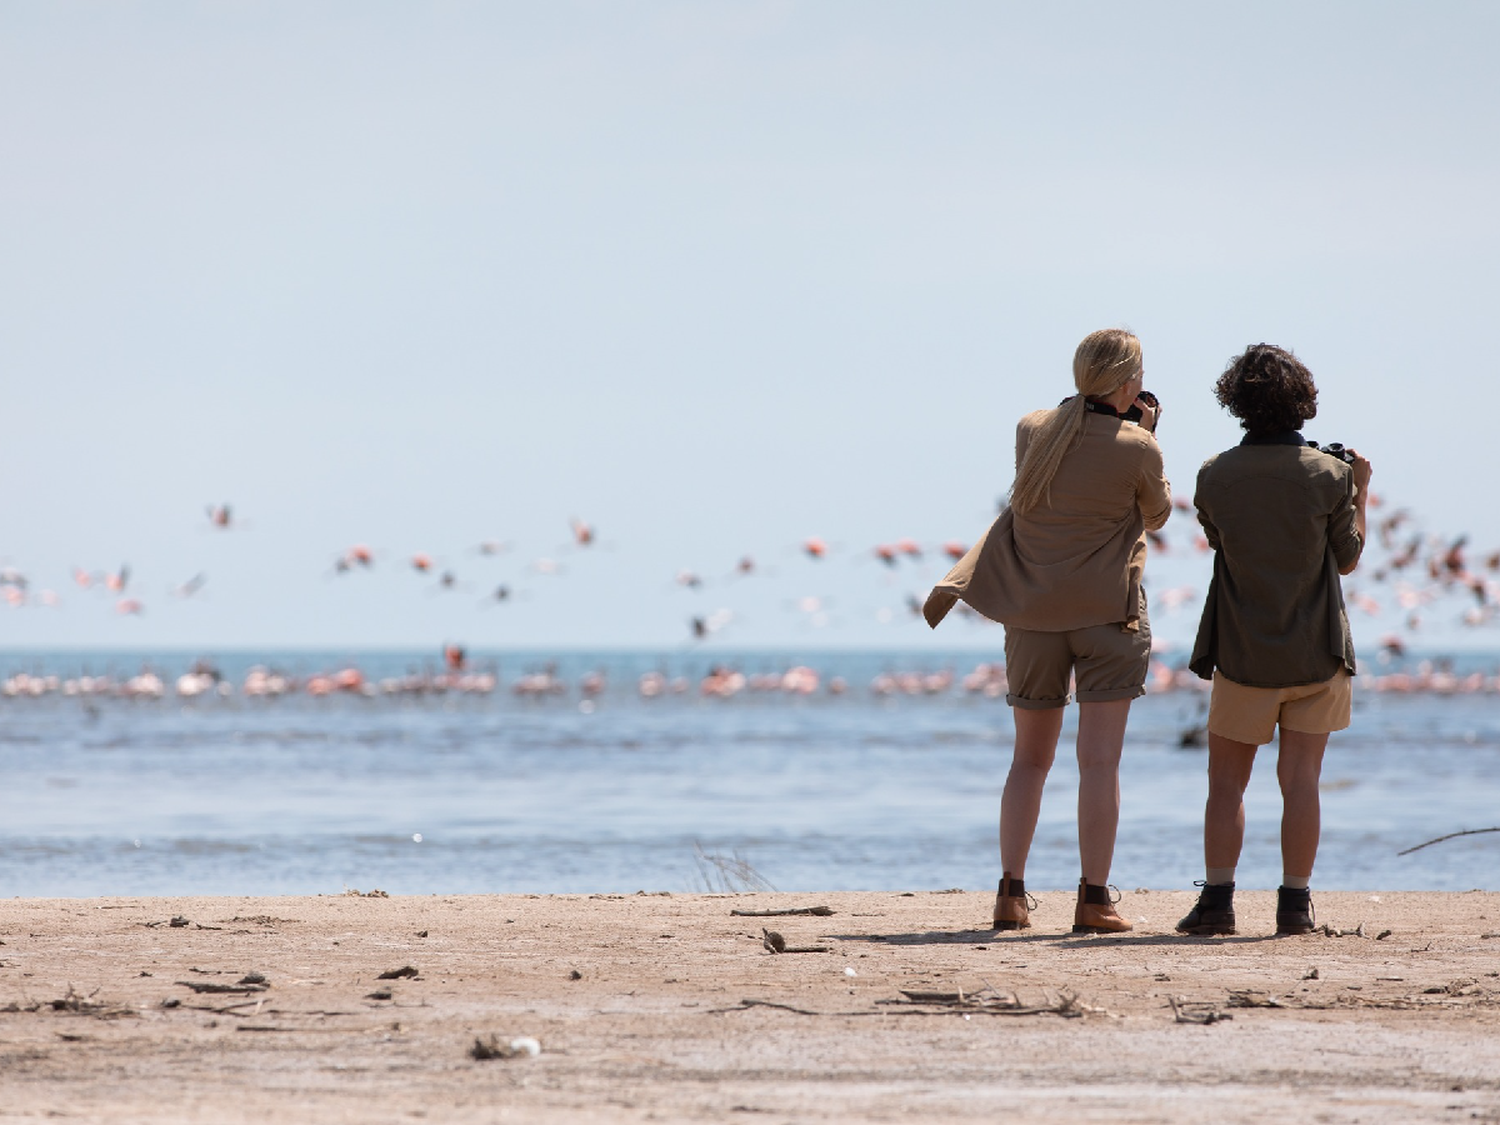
[926,329,1171,933]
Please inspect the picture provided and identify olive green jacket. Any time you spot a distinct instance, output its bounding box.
[1188,435,1363,685]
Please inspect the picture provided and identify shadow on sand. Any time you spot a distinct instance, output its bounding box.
[825,927,1282,948]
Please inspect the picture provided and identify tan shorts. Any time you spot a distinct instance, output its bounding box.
[1208,669,1353,745]
[1003,612,1152,710]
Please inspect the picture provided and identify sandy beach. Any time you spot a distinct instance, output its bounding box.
[2,889,1498,1123]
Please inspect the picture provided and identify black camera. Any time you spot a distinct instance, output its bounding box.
[1307,439,1355,465]
[1121,390,1159,426]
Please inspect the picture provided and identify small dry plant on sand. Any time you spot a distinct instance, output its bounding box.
[692,842,776,892]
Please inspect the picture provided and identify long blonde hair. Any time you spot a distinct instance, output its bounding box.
[1009,328,1143,514]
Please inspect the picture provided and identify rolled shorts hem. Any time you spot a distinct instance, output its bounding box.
[1005,683,1146,709]
[1006,692,1071,710]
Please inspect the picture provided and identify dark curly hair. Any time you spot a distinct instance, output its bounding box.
[1214,344,1318,435]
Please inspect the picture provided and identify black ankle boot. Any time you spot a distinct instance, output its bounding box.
[1176,881,1236,935]
[1276,886,1315,935]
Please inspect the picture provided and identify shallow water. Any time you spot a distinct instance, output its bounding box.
[2,650,1498,896]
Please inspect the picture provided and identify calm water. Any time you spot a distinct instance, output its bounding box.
[2,650,1498,898]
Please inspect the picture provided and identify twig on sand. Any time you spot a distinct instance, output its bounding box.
[39,986,137,1020]
[713,998,884,1017]
[881,987,1111,1018]
[1170,996,1232,1025]
[178,998,271,1017]
[722,998,830,1016]
[1397,826,1500,856]
[175,980,268,994]
[1318,922,1367,938]
[731,906,834,917]
[1227,990,1285,1008]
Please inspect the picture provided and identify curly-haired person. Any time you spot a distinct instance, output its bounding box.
[1177,344,1371,937]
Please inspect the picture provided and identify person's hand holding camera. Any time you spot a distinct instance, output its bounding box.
[1135,390,1161,434]
[1347,448,1372,498]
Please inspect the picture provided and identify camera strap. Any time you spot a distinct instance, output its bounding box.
[1081,399,1123,418]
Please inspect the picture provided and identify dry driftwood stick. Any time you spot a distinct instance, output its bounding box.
[180,1004,253,1018]
[175,981,268,995]
[730,906,834,917]
[1397,826,1500,856]
[735,998,824,1016]
[1169,996,1232,1025]
[715,998,876,1017]
[882,987,1106,1018]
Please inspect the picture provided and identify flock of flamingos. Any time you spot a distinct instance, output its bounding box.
[3,490,1499,703]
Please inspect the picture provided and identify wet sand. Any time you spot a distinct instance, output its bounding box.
[2,890,1498,1123]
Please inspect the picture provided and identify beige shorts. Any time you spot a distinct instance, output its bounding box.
[1208,669,1353,745]
[1003,611,1152,710]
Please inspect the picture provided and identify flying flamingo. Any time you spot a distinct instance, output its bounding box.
[333,545,375,574]
[1441,536,1468,578]
[170,574,207,598]
[431,569,469,593]
[727,555,769,580]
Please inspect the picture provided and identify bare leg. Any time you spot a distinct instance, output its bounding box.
[1076,699,1131,886]
[1000,707,1064,878]
[1277,729,1330,881]
[1205,733,1259,871]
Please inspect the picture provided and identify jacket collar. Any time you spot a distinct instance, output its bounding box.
[1240,429,1307,447]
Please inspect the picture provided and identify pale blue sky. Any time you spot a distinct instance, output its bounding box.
[2,2,1497,650]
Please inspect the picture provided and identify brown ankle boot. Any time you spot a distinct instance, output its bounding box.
[1072,878,1132,934]
[993,871,1031,930]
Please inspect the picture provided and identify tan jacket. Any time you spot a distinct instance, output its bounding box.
[924,407,1172,632]
[1188,437,1362,686]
